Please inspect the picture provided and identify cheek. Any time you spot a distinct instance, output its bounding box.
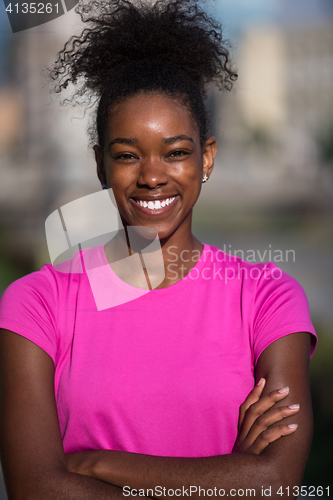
[183,164,202,190]
[181,176,202,210]
[107,165,131,191]
[106,163,117,183]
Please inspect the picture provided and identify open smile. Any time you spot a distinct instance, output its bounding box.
[130,196,178,215]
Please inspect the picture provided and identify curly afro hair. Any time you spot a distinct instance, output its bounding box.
[50,0,237,149]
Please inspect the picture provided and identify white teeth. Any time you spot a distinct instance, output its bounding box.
[135,197,176,210]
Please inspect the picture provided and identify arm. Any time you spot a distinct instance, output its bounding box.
[67,332,313,499]
[0,329,126,500]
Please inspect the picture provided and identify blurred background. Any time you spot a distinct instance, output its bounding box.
[0,0,332,497]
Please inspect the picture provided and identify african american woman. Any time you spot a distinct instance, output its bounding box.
[0,1,317,499]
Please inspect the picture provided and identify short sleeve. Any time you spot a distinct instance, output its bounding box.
[0,266,58,362]
[252,262,317,364]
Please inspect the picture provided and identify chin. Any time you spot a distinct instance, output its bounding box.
[128,225,160,241]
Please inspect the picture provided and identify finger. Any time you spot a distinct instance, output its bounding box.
[238,386,291,441]
[238,378,266,432]
[246,423,299,455]
[241,404,300,449]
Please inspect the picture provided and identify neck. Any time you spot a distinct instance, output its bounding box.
[104,213,203,289]
[157,230,203,288]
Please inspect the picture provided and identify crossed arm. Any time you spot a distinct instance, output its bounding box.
[0,329,313,500]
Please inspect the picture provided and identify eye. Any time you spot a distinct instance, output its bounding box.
[113,153,137,161]
[167,150,189,158]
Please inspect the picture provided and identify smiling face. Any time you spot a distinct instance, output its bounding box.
[95,92,216,242]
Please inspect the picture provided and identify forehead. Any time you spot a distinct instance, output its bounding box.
[106,93,199,139]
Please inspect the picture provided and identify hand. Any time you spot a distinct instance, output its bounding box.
[233,378,300,455]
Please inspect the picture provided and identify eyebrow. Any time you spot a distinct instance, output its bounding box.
[109,137,138,147]
[163,135,194,145]
[108,135,194,148]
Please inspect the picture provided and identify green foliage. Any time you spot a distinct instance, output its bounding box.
[305,320,333,487]
[316,121,333,167]
[0,231,33,293]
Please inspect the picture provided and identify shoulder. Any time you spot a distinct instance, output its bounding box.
[0,244,92,307]
[0,264,59,305]
[201,244,317,358]
[0,264,74,362]
[201,243,285,283]
[249,262,317,361]
[202,243,307,290]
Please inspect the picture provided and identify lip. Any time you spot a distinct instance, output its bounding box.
[131,195,178,202]
[130,195,179,216]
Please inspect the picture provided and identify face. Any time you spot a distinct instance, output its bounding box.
[95,93,216,241]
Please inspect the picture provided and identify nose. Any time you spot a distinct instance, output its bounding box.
[137,157,168,189]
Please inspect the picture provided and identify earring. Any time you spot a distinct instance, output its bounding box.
[202,174,208,183]
[102,184,107,189]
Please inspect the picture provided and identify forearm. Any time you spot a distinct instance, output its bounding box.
[84,450,277,499]
[8,467,124,500]
[67,334,313,499]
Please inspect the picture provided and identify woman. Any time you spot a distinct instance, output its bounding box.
[0,0,317,498]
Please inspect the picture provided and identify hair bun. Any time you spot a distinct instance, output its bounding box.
[50,0,237,101]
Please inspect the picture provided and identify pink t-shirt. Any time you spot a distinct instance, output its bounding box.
[0,244,316,457]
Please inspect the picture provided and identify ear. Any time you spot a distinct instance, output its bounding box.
[202,136,217,180]
[94,145,107,187]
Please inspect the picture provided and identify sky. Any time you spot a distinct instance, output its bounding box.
[215,0,333,36]
[0,1,12,84]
